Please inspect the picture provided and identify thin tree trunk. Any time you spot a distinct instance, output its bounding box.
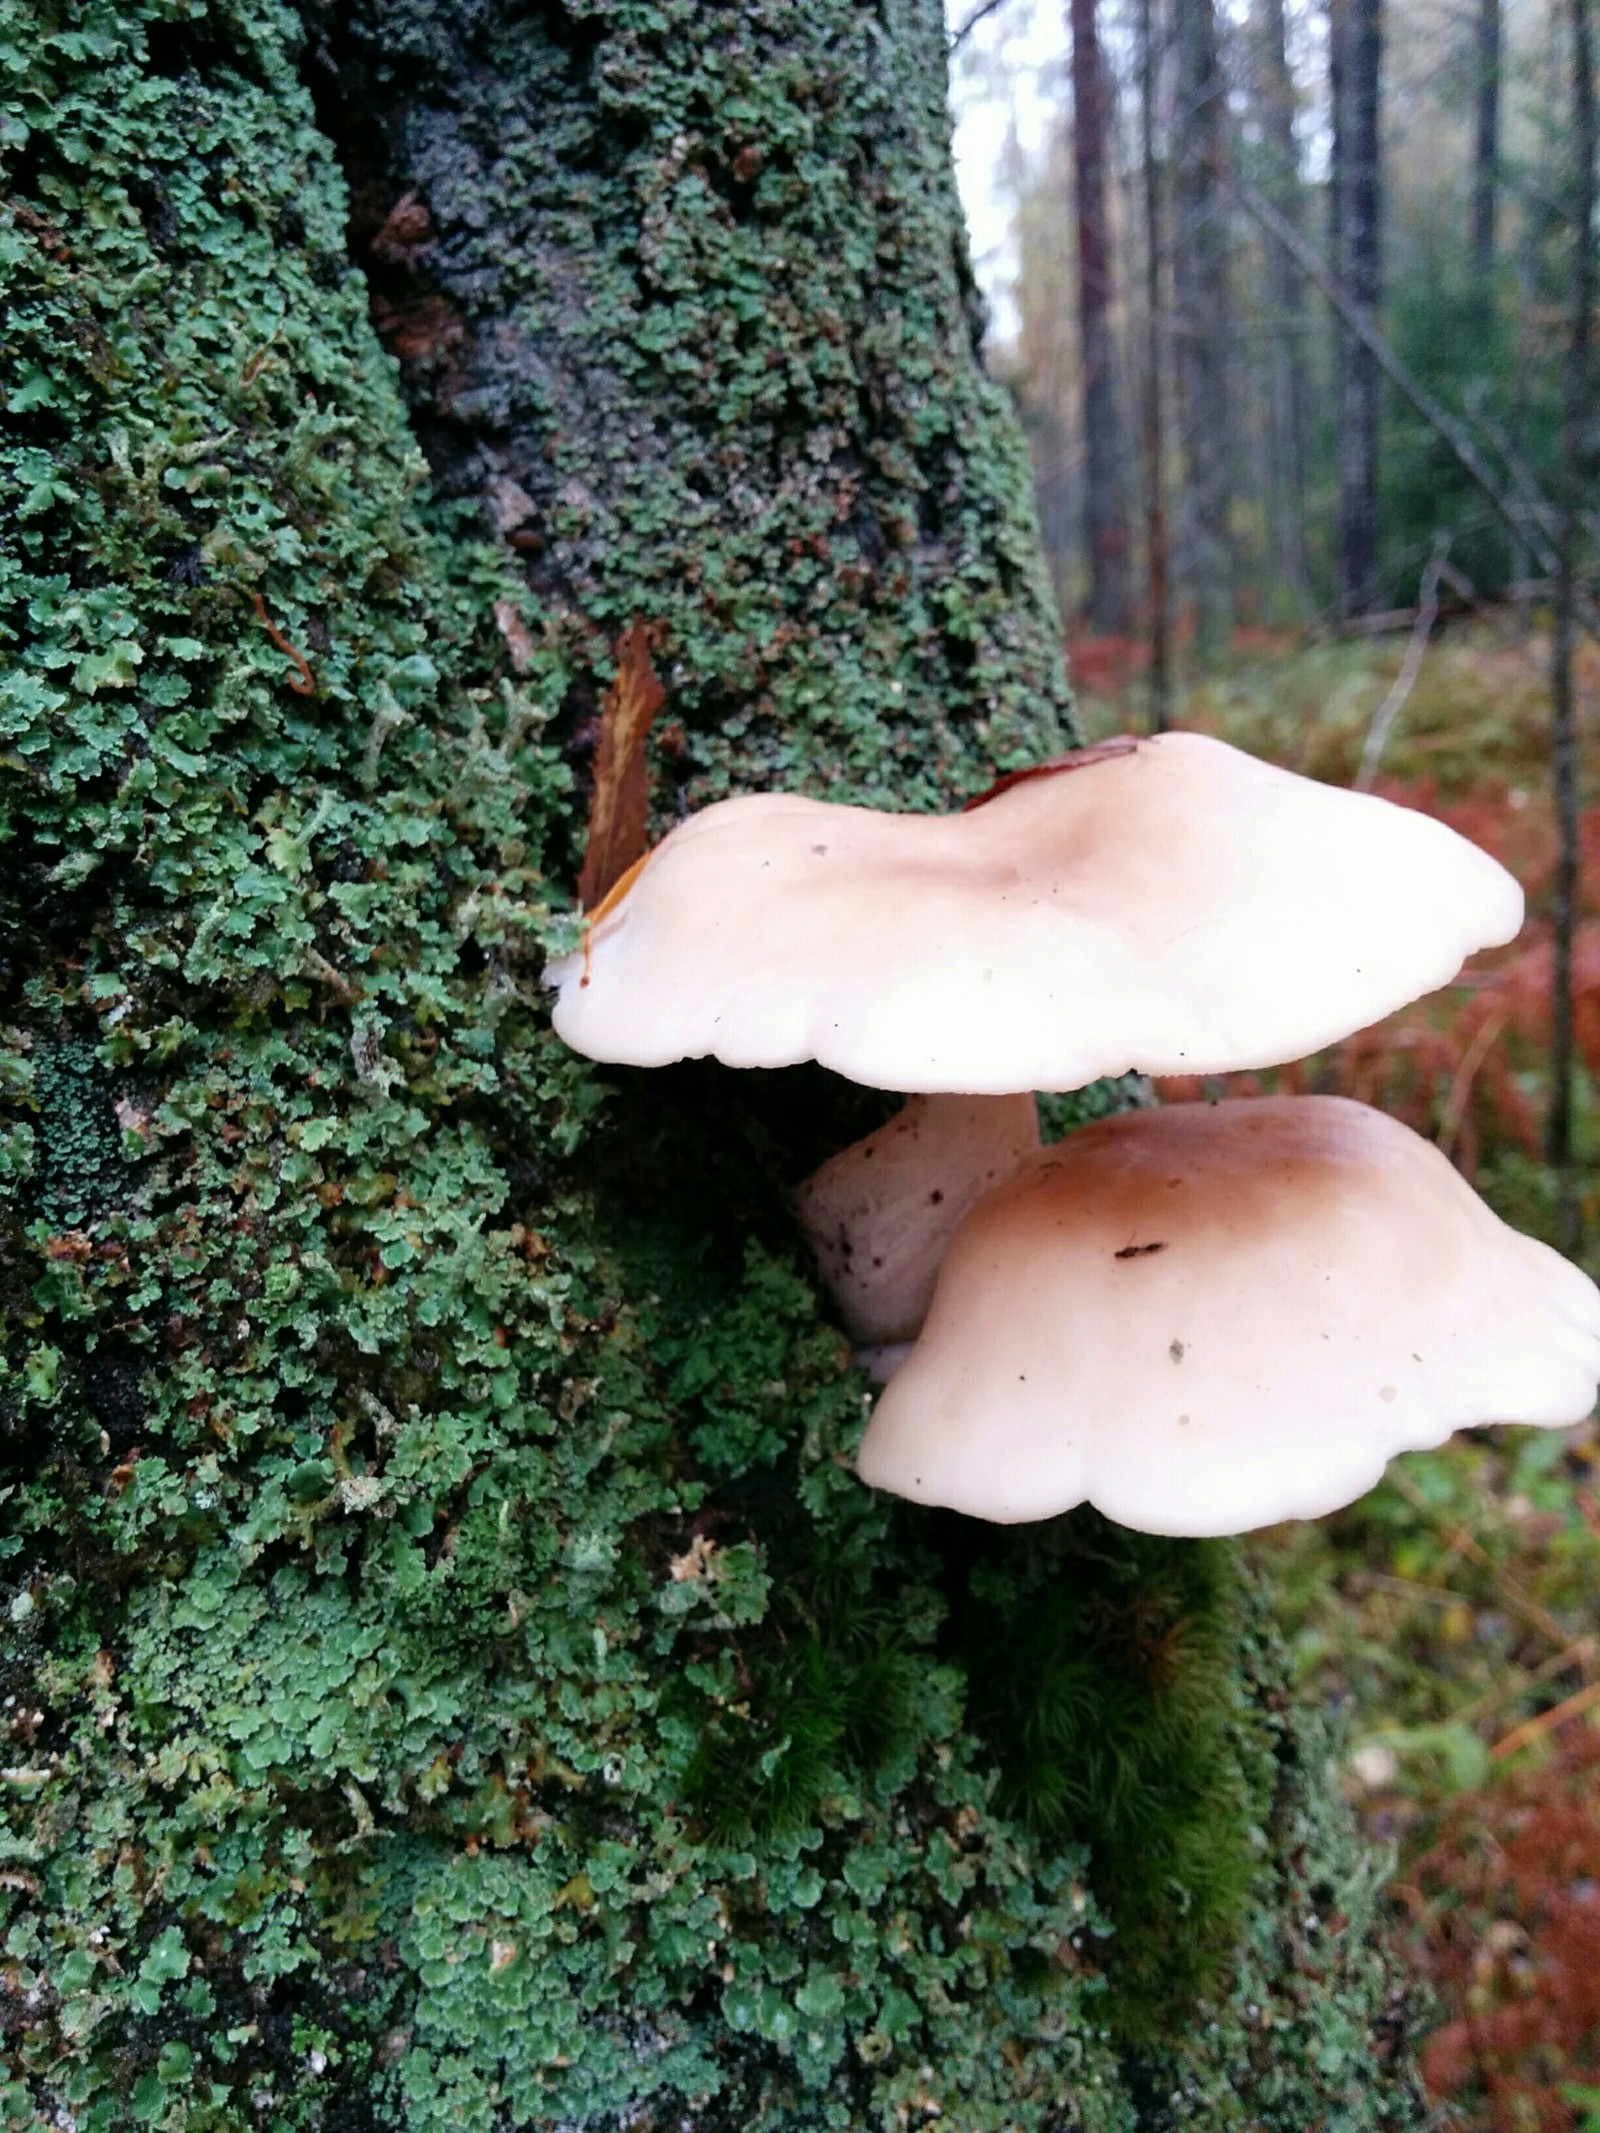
[1329,0,1346,281]
[1472,0,1502,278]
[1548,0,1596,1247]
[1171,0,1238,657]
[1141,0,1177,726]
[1072,0,1136,632]
[1256,0,1314,607]
[1335,0,1383,617]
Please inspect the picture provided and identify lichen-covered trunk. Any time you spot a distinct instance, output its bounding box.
[1,3,1420,2127]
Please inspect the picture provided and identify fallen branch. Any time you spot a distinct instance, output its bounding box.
[1355,535,1450,790]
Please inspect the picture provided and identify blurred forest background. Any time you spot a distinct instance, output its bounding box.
[945,0,1599,2120]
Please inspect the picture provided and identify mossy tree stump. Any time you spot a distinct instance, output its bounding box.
[1,1,1421,2124]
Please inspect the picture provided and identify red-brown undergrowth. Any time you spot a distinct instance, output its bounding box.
[1405,1723,1600,2132]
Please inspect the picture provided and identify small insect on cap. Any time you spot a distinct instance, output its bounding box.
[856,1096,1600,1536]
[544,734,1524,1094]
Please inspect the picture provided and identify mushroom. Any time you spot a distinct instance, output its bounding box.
[856,1096,1600,1536]
[793,1092,1042,1347]
[546,733,1523,1094]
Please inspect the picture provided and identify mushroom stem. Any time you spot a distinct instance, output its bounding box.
[795,1092,1042,1345]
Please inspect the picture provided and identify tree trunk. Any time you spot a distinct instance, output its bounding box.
[1547,0,1596,1247]
[1171,0,1238,657]
[1334,0,1383,617]
[1071,0,1135,633]
[1256,0,1315,608]
[1472,0,1502,280]
[1140,0,1178,726]
[1,2,1424,2124]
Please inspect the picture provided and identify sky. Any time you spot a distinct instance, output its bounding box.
[945,0,1070,345]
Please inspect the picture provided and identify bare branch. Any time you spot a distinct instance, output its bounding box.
[949,0,1013,54]
[1355,535,1450,790]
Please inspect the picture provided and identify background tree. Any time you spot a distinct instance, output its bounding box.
[1334,0,1385,617]
[1171,0,1240,652]
[1473,0,1503,279]
[1547,0,1596,1241]
[1254,0,1315,607]
[2,0,1424,2125]
[1140,0,1178,722]
[1071,0,1136,630]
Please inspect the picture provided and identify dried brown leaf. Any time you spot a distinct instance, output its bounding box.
[577,620,666,910]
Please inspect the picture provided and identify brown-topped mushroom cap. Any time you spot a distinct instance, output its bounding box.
[856,1096,1600,1535]
[547,734,1523,1094]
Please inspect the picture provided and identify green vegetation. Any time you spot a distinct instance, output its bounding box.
[959,1520,1261,2041]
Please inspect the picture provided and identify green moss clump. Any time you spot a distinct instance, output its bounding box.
[956,1518,1261,2042]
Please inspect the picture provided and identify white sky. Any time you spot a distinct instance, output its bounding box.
[942,0,1345,348]
[946,0,1071,345]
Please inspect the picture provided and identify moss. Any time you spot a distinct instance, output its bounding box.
[0,1,1420,2128]
[955,1518,1263,2045]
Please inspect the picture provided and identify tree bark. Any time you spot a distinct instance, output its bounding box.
[1171,0,1238,657]
[1547,0,1596,1247]
[1140,0,1178,725]
[1071,0,1135,633]
[1472,0,1502,280]
[0,2,1425,2124]
[1334,0,1384,617]
[1256,0,1315,607]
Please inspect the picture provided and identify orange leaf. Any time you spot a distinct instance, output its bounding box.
[577,620,666,910]
[962,734,1139,812]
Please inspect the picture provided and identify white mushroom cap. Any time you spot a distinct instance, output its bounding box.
[546,733,1523,1094]
[856,1096,1600,1536]
[794,1093,1042,1344]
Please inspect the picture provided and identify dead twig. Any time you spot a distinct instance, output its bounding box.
[1355,535,1451,790]
[249,591,315,696]
[1489,1677,1600,1761]
[949,0,1013,53]
[1436,1004,1508,1162]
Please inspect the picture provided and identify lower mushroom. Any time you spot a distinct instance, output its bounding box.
[856,1095,1600,1536]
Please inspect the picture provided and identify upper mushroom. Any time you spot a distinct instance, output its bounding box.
[855,1096,1600,1536]
[546,733,1522,1094]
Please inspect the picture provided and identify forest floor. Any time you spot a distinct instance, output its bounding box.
[1072,615,1600,2133]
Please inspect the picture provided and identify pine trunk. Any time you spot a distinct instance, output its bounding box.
[1,1,1423,2125]
[1473,0,1502,280]
[1334,0,1383,617]
[1171,0,1238,658]
[1547,0,1596,1246]
[1140,0,1178,727]
[1071,0,1135,634]
[1256,0,1315,608]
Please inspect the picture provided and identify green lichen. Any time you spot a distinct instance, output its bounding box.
[0,1,1422,2128]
